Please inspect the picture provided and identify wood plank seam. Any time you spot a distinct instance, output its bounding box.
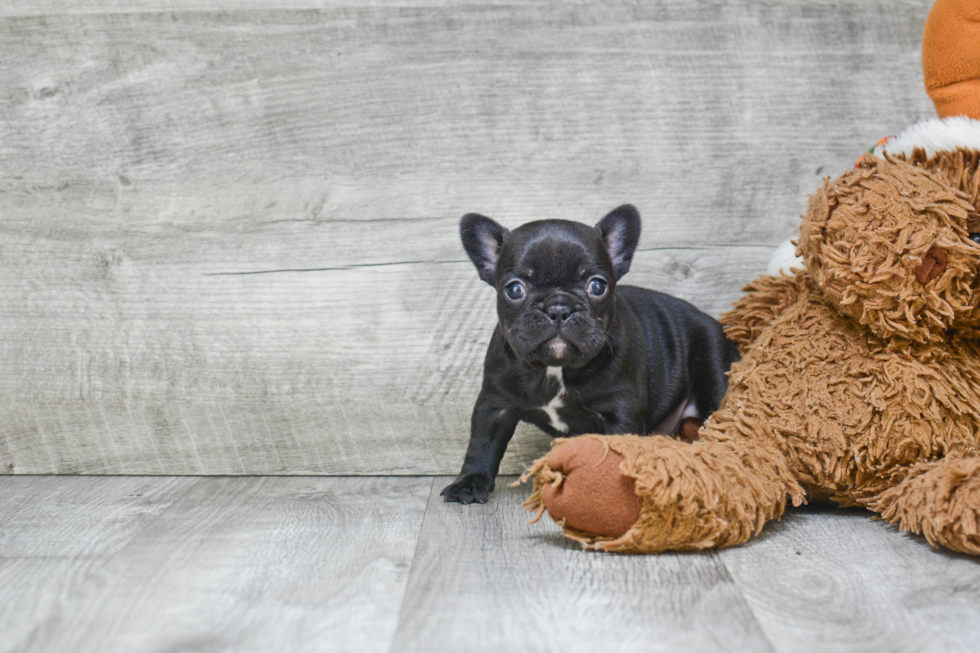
[387,476,438,653]
[708,549,779,653]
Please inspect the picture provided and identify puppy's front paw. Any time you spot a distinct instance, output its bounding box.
[441,474,495,504]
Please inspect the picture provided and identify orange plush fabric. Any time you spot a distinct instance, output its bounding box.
[523,437,641,538]
[923,0,980,119]
[521,151,980,554]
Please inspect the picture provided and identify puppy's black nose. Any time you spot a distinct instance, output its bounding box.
[546,304,572,325]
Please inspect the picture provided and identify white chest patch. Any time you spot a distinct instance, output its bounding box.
[538,366,569,433]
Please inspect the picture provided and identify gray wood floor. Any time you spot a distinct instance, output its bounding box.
[3,476,979,653]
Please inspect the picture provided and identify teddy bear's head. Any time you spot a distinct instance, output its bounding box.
[798,152,980,344]
[789,0,980,344]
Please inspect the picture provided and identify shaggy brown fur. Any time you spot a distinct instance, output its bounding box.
[521,153,980,554]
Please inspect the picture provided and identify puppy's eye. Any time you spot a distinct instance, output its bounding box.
[505,281,526,301]
[970,233,980,246]
[588,278,607,297]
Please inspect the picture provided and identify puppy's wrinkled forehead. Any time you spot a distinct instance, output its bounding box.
[498,220,611,284]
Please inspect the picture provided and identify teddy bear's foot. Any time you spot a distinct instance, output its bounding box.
[872,452,980,555]
[521,434,801,553]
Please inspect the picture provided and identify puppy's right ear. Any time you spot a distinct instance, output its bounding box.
[460,213,509,285]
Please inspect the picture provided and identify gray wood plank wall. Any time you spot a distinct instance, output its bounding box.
[0,0,937,474]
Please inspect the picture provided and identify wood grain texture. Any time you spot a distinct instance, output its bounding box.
[0,475,194,556]
[0,0,941,15]
[0,1,936,473]
[0,233,770,474]
[0,476,196,653]
[6,476,980,653]
[718,505,980,653]
[391,478,775,653]
[0,2,933,233]
[2,476,432,653]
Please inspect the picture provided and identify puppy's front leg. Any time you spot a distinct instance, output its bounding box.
[441,397,519,504]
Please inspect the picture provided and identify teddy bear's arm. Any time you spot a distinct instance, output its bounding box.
[718,272,810,355]
[522,430,805,553]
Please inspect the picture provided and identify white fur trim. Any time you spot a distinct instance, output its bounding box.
[873,117,980,158]
[767,238,804,276]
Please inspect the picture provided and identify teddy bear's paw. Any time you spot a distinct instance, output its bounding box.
[520,436,642,538]
[875,453,980,556]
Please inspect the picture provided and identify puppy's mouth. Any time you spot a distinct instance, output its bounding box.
[528,336,580,365]
[544,337,572,359]
[505,314,609,367]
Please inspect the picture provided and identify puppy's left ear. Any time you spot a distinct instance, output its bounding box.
[595,204,641,280]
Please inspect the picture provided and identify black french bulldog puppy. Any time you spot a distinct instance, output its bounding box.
[441,204,740,504]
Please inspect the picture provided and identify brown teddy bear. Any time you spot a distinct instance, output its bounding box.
[519,0,980,555]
